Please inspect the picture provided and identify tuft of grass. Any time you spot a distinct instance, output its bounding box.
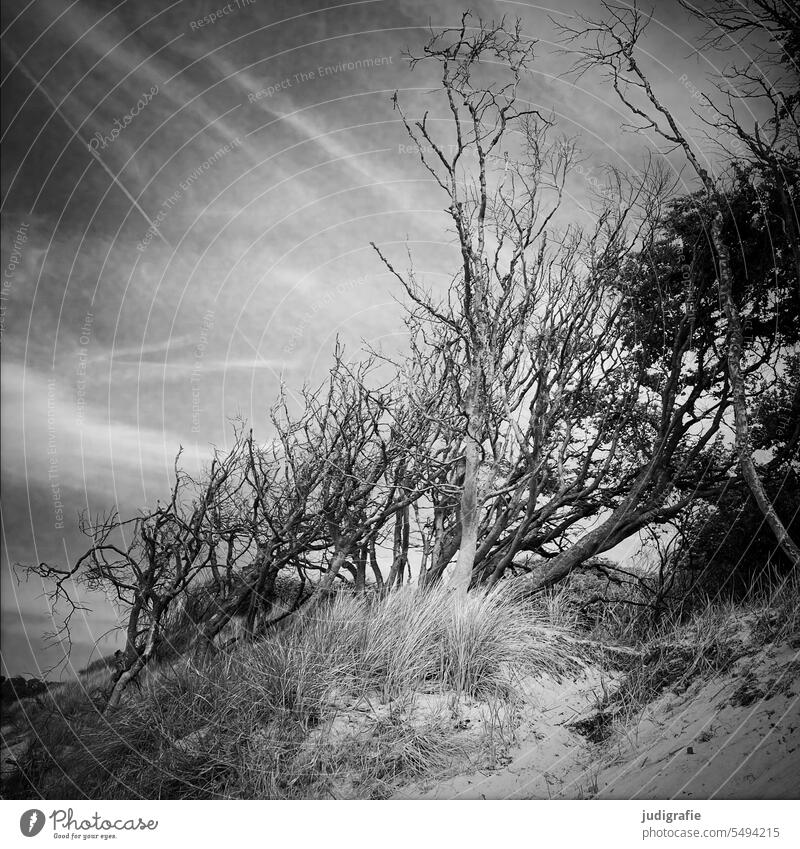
[4,584,580,799]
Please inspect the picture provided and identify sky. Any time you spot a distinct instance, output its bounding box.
[0,0,756,678]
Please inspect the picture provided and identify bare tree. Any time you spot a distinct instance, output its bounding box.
[376,13,563,593]
[374,13,589,594]
[24,433,253,708]
[247,347,438,626]
[377,16,727,593]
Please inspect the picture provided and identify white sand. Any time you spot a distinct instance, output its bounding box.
[396,641,800,800]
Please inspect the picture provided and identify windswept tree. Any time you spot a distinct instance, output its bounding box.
[374,14,640,594]
[373,14,565,595]
[26,432,254,707]
[23,347,442,700]
[375,14,717,593]
[196,347,441,641]
[558,0,800,570]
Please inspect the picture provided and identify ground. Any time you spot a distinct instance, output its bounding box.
[394,636,800,800]
[3,602,799,800]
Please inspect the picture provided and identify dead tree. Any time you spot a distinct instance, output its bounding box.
[374,13,582,594]
[245,349,436,620]
[24,434,253,708]
[380,57,698,591]
[376,13,723,593]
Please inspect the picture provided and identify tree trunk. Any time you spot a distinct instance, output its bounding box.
[385,506,410,590]
[711,208,800,569]
[420,497,456,587]
[268,545,351,632]
[244,545,278,636]
[515,510,628,594]
[195,579,253,662]
[451,386,483,596]
[105,613,161,710]
[354,542,367,594]
[368,537,384,592]
[513,467,669,594]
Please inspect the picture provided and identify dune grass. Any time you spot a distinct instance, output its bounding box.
[550,566,800,743]
[9,570,795,798]
[3,584,582,799]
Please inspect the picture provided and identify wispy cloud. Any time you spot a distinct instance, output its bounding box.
[1,0,723,675]
[1,361,206,488]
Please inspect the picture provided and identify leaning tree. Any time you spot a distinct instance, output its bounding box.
[25,431,255,707]
[373,14,742,594]
[373,14,653,594]
[557,0,800,570]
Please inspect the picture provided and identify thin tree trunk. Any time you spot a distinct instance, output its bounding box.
[415,503,432,583]
[354,542,367,594]
[420,497,454,587]
[368,537,384,592]
[451,386,483,596]
[711,207,800,569]
[385,506,410,590]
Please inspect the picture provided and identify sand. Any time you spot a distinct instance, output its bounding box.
[395,640,800,800]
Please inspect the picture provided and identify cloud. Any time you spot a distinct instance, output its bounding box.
[1,361,206,494]
[88,333,196,362]
[0,0,730,677]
